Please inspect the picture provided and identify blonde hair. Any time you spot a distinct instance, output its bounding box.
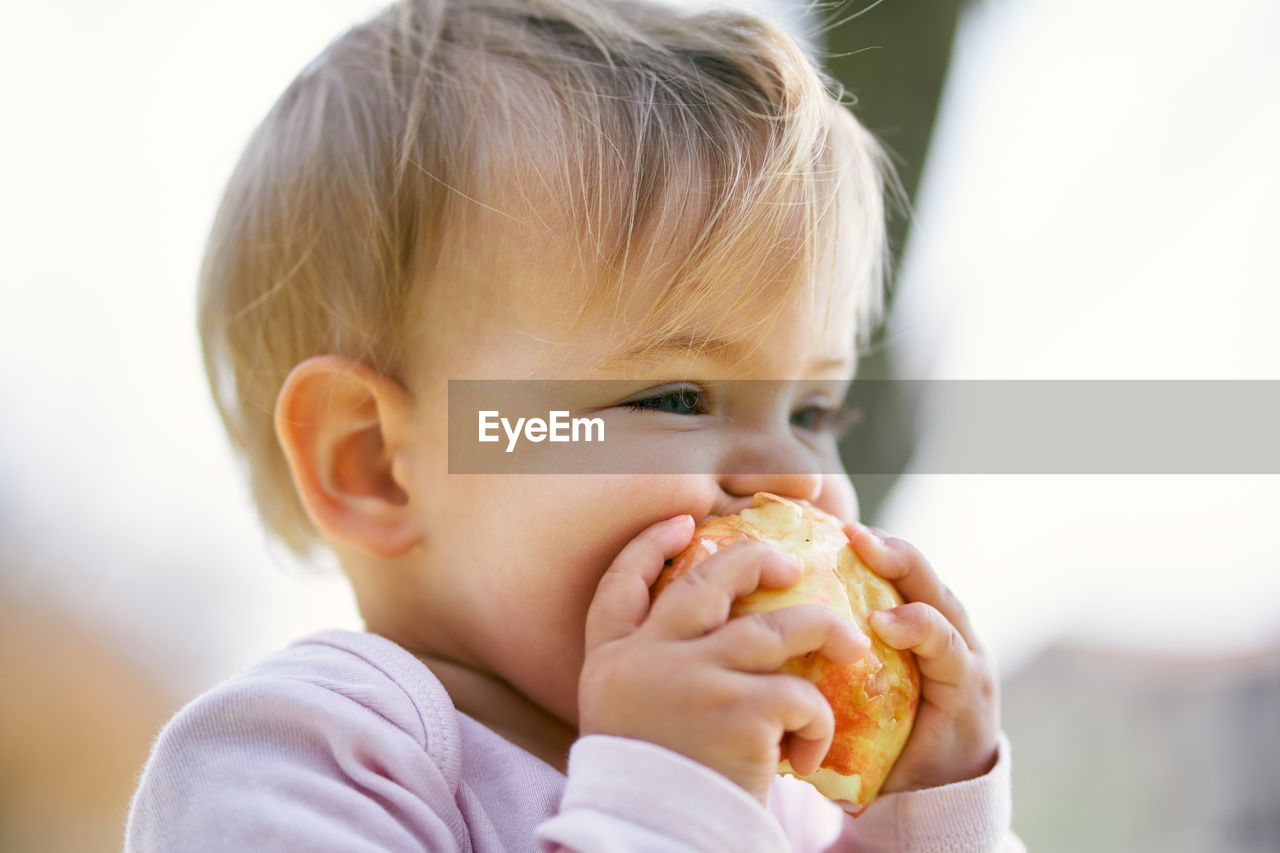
[198,0,893,563]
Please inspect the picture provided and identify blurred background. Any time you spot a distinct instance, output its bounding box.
[2,0,1277,850]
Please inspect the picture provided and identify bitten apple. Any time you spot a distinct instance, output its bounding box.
[652,492,920,814]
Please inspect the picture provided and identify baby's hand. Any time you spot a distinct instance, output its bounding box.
[578,515,870,804]
[845,523,1000,794]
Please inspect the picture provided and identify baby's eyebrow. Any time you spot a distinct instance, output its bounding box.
[807,356,854,373]
[614,334,740,365]
[613,335,852,375]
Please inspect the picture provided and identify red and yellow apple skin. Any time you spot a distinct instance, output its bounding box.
[652,492,920,814]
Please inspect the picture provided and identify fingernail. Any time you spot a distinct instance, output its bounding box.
[855,523,883,547]
[870,609,894,626]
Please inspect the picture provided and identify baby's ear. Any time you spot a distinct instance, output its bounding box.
[274,356,422,559]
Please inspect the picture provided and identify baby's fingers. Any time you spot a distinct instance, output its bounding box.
[708,606,870,673]
[645,541,801,640]
[870,602,970,688]
[757,675,835,777]
[585,514,695,649]
[846,524,979,649]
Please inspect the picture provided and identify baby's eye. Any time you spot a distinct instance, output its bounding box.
[791,403,861,437]
[622,385,708,416]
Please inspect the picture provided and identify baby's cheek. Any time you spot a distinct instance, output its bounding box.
[820,477,859,526]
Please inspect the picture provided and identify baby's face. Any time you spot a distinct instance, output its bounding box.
[396,248,861,733]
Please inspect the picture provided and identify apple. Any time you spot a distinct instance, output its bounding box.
[652,492,920,814]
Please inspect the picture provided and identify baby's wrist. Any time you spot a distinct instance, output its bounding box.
[881,736,1004,797]
[849,733,1016,849]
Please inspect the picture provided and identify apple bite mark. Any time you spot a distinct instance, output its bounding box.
[651,493,921,815]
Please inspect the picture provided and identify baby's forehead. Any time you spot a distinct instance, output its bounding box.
[428,231,858,382]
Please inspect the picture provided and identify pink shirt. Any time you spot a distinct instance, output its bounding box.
[125,629,1023,851]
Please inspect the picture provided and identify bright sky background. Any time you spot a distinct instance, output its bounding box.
[1,0,1276,694]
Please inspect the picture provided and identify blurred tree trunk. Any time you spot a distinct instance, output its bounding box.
[825,0,967,522]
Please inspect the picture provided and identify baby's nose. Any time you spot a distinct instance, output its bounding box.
[717,437,824,506]
[720,470,822,506]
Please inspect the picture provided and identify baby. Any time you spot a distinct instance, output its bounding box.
[127,0,1021,849]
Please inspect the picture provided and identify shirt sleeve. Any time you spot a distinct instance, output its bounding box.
[535,735,791,853]
[124,668,470,852]
[769,732,1026,853]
